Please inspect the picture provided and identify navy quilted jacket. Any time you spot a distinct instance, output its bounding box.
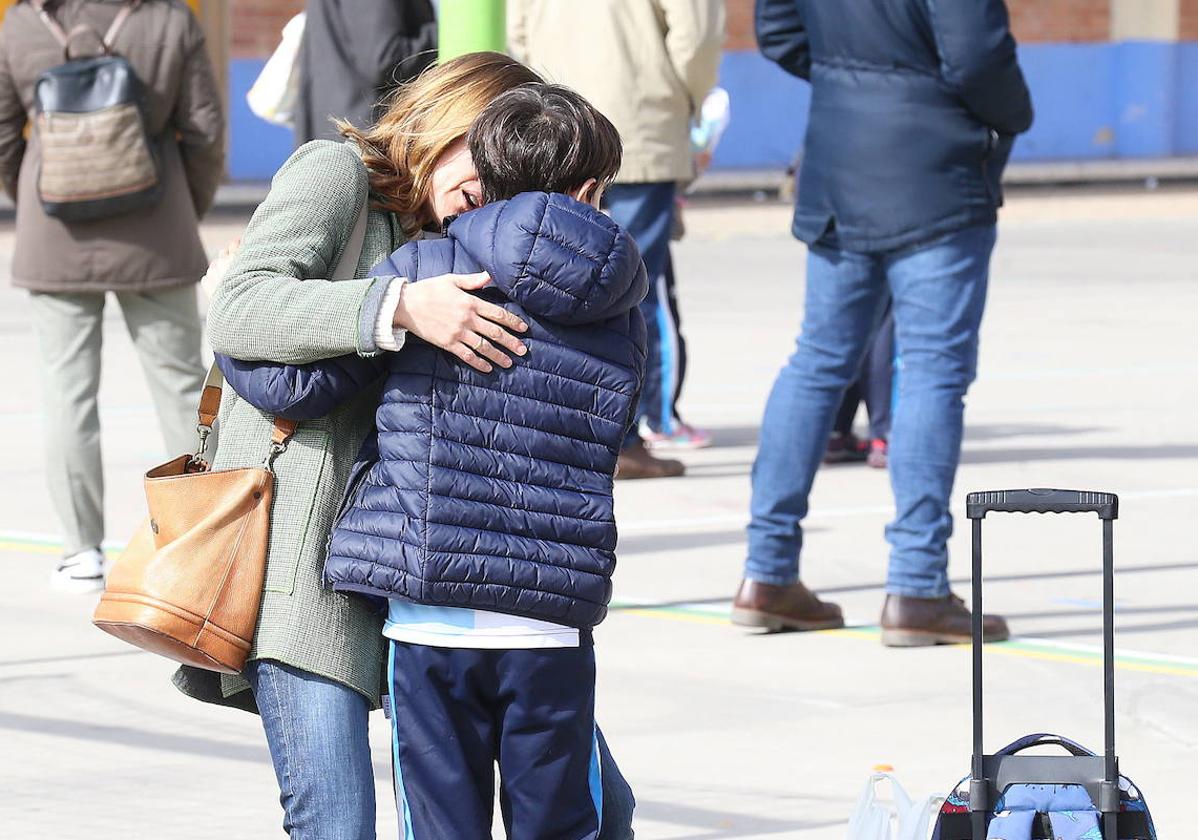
[217,192,648,629]
[758,0,1033,251]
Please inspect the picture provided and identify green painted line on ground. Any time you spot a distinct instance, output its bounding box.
[9,534,1196,678]
[611,600,1198,678]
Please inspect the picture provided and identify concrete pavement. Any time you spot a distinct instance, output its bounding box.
[1,186,1196,839]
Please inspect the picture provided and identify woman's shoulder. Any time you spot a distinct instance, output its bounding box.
[276,141,369,192]
[261,141,370,227]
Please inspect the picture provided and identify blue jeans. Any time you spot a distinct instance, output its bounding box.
[246,660,637,840]
[247,660,376,840]
[606,182,676,448]
[746,225,996,597]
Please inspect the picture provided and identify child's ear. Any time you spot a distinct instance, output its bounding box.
[572,178,602,208]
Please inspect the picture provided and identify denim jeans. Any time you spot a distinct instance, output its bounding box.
[247,660,376,840]
[247,659,637,840]
[746,224,996,597]
[606,182,676,448]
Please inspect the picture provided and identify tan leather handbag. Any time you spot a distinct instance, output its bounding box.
[93,368,297,674]
[94,192,368,672]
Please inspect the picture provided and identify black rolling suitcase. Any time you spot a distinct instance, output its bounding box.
[931,489,1158,840]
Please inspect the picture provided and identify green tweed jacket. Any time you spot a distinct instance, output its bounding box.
[173,141,407,712]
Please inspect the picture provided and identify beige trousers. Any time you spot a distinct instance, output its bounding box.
[30,285,206,555]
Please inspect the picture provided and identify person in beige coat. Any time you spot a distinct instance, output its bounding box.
[508,0,724,478]
[0,0,224,591]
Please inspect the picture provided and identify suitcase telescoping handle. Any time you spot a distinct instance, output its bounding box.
[966,488,1118,520]
[965,489,1120,840]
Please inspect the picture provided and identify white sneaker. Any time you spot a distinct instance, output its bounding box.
[51,548,106,593]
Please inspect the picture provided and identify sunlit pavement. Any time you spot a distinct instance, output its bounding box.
[2,186,1196,838]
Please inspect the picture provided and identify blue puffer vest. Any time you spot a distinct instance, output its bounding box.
[217,192,648,629]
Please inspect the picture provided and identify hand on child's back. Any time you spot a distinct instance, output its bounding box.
[391,271,529,373]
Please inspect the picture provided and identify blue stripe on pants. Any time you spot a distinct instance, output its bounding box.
[387,642,416,840]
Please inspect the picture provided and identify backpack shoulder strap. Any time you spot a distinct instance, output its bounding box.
[29,0,71,49]
[29,0,141,57]
[101,0,142,50]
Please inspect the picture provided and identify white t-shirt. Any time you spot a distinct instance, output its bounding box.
[383,599,580,649]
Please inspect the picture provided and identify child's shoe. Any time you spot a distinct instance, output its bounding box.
[823,432,869,464]
[644,422,712,451]
[867,438,888,469]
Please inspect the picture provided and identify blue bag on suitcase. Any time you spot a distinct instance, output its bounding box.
[931,734,1157,839]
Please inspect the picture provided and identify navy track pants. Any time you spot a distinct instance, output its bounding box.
[387,640,602,840]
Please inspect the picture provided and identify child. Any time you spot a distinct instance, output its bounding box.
[218,83,645,839]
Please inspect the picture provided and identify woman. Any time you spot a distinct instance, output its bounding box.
[174,53,635,839]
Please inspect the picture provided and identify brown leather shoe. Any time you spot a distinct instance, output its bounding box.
[730,579,845,632]
[880,593,1010,647]
[615,441,685,480]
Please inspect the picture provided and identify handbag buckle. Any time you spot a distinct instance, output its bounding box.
[262,440,287,471]
[195,423,212,457]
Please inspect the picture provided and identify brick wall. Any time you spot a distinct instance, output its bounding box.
[231,0,304,59]
[725,0,755,51]
[722,0,1112,52]
[232,0,1198,61]
[1180,0,1198,39]
[1008,0,1110,42]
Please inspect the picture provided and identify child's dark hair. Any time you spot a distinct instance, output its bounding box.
[468,83,622,204]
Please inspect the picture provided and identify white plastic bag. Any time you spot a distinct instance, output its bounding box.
[690,86,731,155]
[246,12,305,128]
[847,773,943,840]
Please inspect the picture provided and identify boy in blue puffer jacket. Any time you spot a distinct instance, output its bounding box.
[218,84,646,839]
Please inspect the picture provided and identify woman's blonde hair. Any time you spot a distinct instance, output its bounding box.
[339,52,542,236]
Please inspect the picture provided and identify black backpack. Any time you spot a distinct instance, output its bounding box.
[31,0,161,221]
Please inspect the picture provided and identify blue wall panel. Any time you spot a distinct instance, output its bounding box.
[228,59,294,181]
[1175,42,1198,154]
[1009,44,1115,161]
[228,43,1198,181]
[1112,41,1179,158]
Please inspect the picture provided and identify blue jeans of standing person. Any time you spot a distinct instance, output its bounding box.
[833,303,896,441]
[606,182,676,448]
[745,224,997,597]
[246,660,637,840]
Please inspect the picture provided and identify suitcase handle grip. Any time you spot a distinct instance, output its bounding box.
[966,489,1118,520]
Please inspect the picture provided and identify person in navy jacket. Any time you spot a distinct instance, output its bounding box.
[732,0,1033,646]
[220,84,644,839]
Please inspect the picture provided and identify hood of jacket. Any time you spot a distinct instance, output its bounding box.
[446,191,648,326]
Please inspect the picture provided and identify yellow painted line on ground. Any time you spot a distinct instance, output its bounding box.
[620,607,727,626]
[9,532,1195,678]
[612,603,1198,679]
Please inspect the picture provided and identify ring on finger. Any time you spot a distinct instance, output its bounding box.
[473,335,486,352]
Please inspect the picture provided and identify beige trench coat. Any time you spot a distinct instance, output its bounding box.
[508,0,724,184]
[0,0,224,293]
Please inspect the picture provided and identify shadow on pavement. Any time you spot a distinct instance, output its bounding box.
[698,421,1110,452]
[961,444,1198,464]
[618,528,749,555]
[963,422,1106,441]
[820,559,1198,595]
[634,797,844,838]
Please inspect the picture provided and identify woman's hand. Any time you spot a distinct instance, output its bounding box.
[201,236,242,302]
[392,272,528,373]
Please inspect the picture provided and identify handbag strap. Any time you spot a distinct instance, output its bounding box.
[195,363,297,468]
[333,193,369,281]
[31,0,142,57]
